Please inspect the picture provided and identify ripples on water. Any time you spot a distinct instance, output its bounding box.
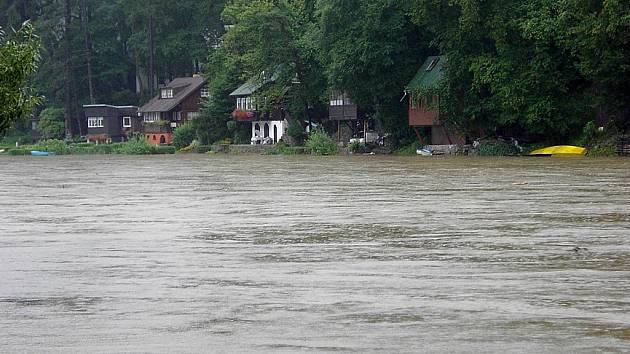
[1,155,629,353]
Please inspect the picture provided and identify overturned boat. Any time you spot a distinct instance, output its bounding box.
[530,146,587,157]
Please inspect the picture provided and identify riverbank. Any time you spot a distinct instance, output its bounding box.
[1,136,628,158]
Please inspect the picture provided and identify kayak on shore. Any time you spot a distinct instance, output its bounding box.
[530,145,587,157]
[30,151,55,157]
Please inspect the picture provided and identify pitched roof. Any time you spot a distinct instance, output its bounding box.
[406,56,444,91]
[229,70,280,97]
[140,76,207,113]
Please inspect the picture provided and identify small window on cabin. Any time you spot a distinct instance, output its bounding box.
[426,58,439,71]
[88,117,104,128]
[200,88,210,98]
[330,91,344,106]
[161,89,174,99]
[122,117,132,128]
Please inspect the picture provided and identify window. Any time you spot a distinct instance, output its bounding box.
[122,116,132,128]
[88,117,104,128]
[175,111,182,121]
[426,57,439,71]
[187,112,200,120]
[237,96,255,111]
[144,112,160,122]
[330,91,351,106]
[200,88,210,98]
[161,88,173,99]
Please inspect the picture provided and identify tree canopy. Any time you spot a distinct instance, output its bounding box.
[0,21,41,136]
[1,0,628,142]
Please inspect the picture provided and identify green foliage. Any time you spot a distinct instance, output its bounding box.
[348,140,366,154]
[37,107,64,140]
[265,140,301,155]
[8,148,29,155]
[35,139,69,155]
[394,141,421,156]
[305,131,338,156]
[287,121,306,146]
[114,136,152,155]
[0,21,42,135]
[196,145,213,154]
[151,145,176,154]
[476,140,520,157]
[172,122,196,149]
[587,145,617,157]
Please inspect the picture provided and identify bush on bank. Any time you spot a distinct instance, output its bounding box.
[305,131,338,156]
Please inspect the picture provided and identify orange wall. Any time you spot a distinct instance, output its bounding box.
[146,133,173,146]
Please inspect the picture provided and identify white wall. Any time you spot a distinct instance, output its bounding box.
[251,120,286,144]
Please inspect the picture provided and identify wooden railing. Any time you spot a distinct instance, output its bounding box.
[618,136,630,156]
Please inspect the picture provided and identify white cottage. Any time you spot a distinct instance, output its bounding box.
[229,75,288,145]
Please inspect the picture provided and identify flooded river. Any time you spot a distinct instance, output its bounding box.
[1,155,629,353]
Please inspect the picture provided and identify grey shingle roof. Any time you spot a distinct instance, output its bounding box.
[139,76,207,113]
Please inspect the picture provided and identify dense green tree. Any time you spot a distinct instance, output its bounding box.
[318,0,430,141]
[0,21,42,136]
[37,107,65,139]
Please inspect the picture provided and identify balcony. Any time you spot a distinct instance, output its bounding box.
[232,109,258,122]
[329,104,358,121]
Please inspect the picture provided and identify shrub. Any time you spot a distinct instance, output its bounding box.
[587,144,617,157]
[394,141,420,156]
[152,145,176,154]
[38,107,65,140]
[196,145,213,154]
[287,121,306,145]
[348,140,368,154]
[36,139,69,155]
[8,148,29,155]
[476,139,520,156]
[266,140,300,155]
[305,131,338,156]
[114,136,152,155]
[173,122,196,149]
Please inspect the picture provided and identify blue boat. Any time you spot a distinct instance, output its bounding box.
[30,151,55,157]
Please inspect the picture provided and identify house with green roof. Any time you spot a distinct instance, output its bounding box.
[405,56,463,145]
[229,71,288,145]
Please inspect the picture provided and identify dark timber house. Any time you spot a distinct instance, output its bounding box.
[139,75,209,145]
[327,91,374,143]
[406,56,463,145]
[230,72,288,144]
[83,105,141,143]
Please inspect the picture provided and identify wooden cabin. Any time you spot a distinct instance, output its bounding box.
[139,75,208,145]
[406,56,463,145]
[328,90,374,143]
[83,105,141,143]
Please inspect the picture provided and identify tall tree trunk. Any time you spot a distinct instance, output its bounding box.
[63,0,73,139]
[81,0,95,104]
[148,14,155,96]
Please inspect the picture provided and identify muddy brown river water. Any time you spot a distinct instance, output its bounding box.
[1,155,629,353]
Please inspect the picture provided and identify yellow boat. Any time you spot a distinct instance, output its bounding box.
[530,145,587,157]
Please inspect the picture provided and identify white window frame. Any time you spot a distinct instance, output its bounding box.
[87,116,104,128]
[122,116,132,128]
[330,91,351,106]
[161,88,174,99]
[144,112,160,123]
[200,88,210,98]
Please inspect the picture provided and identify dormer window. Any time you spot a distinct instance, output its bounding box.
[161,88,173,99]
[201,88,210,98]
[426,57,439,71]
